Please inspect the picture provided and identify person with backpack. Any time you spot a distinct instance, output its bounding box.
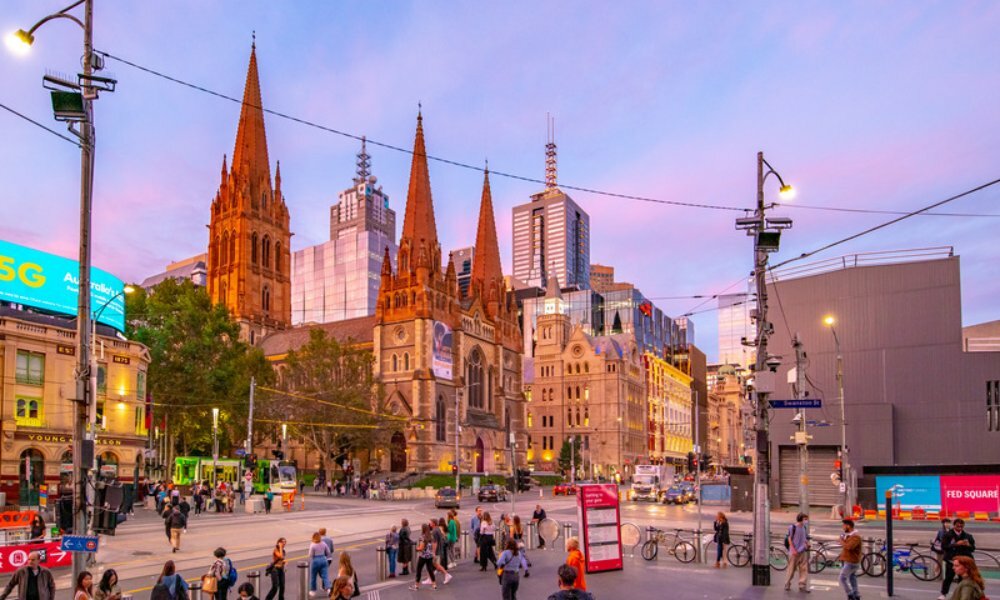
[207,547,237,600]
[940,518,977,599]
[784,513,810,593]
[265,538,286,600]
[546,564,594,600]
[385,526,400,579]
[308,531,331,596]
[949,555,986,600]
[153,561,189,600]
[497,539,529,600]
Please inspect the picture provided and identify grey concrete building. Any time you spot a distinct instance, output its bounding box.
[762,250,1000,509]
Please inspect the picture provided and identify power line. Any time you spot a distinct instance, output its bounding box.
[779,203,1000,218]
[0,100,83,148]
[256,385,407,421]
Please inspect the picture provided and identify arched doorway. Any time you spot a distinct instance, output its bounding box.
[59,450,73,495]
[97,451,119,481]
[390,432,407,473]
[475,437,485,472]
[19,449,45,506]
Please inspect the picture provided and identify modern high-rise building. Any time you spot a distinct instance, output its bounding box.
[449,246,474,298]
[717,292,752,369]
[511,124,590,290]
[590,264,614,294]
[291,139,397,325]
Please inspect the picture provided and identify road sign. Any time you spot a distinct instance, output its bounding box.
[60,535,99,553]
[768,399,822,409]
[235,449,246,457]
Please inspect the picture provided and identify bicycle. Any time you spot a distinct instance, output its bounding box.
[861,541,939,581]
[641,528,697,563]
[726,533,790,570]
[806,538,843,574]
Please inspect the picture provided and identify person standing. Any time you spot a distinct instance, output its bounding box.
[385,526,400,578]
[940,518,976,599]
[784,513,810,593]
[337,553,361,598]
[94,570,121,600]
[73,572,94,600]
[308,532,331,597]
[471,507,483,562]
[932,518,952,568]
[193,484,204,515]
[447,511,460,566]
[949,556,985,600]
[838,519,862,600]
[410,524,438,591]
[565,538,587,592]
[265,538,286,600]
[531,504,547,549]
[398,519,413,576]
[319,528,335,570]
[326,480,333,497]
[0,551,55,600]
[155,560,189,600]
[329,577,353,600]
[546,565,594,600]
[168,505,187,553]
[29,515,46,542]
[498,539,529,600]
[713,512,731,568]
[207,547,234,600]
[479,512,498,571]
[264,489,274,514]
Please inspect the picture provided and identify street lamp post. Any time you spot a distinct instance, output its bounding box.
[90,285,134,433]
[824,316,852,516]
[212,408,220,488]
[455,389,462,493]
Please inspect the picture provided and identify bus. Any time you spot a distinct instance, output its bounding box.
[173,457,297,493]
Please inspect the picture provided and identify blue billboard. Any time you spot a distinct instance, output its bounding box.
[0,239,126,331]
[875,475,942,510]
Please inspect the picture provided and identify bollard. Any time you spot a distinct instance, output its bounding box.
[376,545,387,581]
[297,561,309,600]
[190,582,202,600]
[563,522,572,543]
[248,570,261,596]
[527,521,537,550]
[461,530,470,560]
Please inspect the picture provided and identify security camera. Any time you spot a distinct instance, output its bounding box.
[791,412,803,424]
[765,355,782,372]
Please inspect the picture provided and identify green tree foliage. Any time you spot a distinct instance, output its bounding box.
[264,329,390,482]
[557,437,583,476]
[126,279,273,460]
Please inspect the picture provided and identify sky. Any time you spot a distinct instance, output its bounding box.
[2,1,999,362]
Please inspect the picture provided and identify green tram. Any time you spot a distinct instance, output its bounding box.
[173,456,297,493]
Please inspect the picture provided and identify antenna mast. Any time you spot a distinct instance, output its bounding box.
[545,113,558,189]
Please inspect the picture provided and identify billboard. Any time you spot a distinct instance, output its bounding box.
[941,475,1000,514]
[875,475,941,510]
[0,239,126,331]
[431,320,453,380]
[576,483,623,573]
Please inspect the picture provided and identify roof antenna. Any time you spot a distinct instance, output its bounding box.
[355,136,371,184]
[545,113,557,189]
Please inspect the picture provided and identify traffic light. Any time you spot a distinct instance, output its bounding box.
[451,464,458,476]
[57,495,73,532]
[686,452,695,472]
[92,481,124,535]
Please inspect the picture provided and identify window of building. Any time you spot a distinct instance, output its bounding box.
[221,231,229,266]
[262,286,271,312]
[96,400,106,430]
[262,235,271,268]
[527,412,533,428]
[275,242,282,273]
[15,397,42,427]
[391,354,398,371]
[15,351,44,386]
[136,371,146,401]
[97,363,107,394]
[251,232,259,264]
[229,232,236,267]
[435,395,447,442]
[989,380,1000,432]
[567,407,573,427]
[467,349,484,409]
[135,404,148,436]
[404,352,410,371]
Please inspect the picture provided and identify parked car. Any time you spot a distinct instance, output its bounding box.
[553,482,578,496]
[477,484,508,502]
[435,487,460,509]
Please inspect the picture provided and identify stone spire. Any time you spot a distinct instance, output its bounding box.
[400,109,438,250]
[471,166,504,307]
[231,42,271,184]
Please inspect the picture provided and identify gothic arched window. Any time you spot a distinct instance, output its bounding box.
[221,231,229,266]
[403,352,410,371]
[262,235,271,268]
[228,231,236,267]
[211,235,220,269]
[391,354,398,371]
[274,242,282,273]
[262,285,271,312]
[467,349,484,409]
[251,232,259,264]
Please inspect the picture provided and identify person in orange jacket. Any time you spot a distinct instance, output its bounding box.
[565,537,587,591]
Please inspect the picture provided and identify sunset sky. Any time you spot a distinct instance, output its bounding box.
[3,1,999,360]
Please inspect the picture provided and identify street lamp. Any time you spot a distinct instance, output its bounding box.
[823,315,852,516]
[212,408,220,488]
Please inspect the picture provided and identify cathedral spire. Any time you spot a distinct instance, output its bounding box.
[400,108,438,249]
[471,165,503,309]
[231,41,271,183]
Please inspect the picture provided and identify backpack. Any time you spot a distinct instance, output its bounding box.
[225,557,238,586]
[150,583,173,600]
[784,524,795,550]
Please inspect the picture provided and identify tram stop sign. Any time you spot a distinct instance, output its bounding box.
[61,535,99,553]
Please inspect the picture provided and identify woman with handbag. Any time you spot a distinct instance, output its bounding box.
[265,538,286,600]
[204,547,230,600]
[713,512,731,568]
[337,552,360,598]
[497,539,529,600]
[409,524,438,591]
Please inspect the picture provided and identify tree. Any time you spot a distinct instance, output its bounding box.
[126,279,273,466]
[262,329,390,484]
[557,438,583,476]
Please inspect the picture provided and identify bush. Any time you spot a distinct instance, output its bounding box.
[412,474,510,489]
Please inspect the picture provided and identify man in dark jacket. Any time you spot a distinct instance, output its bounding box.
[0,551,56,600]
[547,565,593,600]
[532,504,548,548]
[940,517,975,598]
[167,505,187,553]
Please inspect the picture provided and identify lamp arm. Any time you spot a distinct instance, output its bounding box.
[25,4,86,36]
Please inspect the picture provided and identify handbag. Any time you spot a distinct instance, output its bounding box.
[265,563,275,576]
[201,575,218,594]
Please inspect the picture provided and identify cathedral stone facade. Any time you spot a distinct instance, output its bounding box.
[207,43,291,343]
[373,112,527,474]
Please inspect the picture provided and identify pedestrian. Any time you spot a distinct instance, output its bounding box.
[94,569,121,600]
[713,512,731,568]
[546,565,594,600]
[179,496,191,519]
[337,552,361,598]
[410,523,438,591]
[565,538,587,591]
[479,512,498,571]
[940,518,976,599]
[428,519,451,583]
[264,489,274,514]
[398,519,413,576]
[497,539,529,600]
[237,582,258,600]
[330,577,353,600]
[29,514,46,542]
[74,571,94,600]
[931,518,952,567]
[385,525,400,579]
[167,505,187,553]
[471,507,483,562]
[326,480,333,497]
[206,547,233,600]
[308,531,331,596]
[447,511,460,566]
[784,512,810,593]
[532,504,547,549]
[949,555,985,600]
[319,528,335,570]
[265,537,286,600]
[838,519,862,600]
[154,561,189,600]
[0,551,56,600]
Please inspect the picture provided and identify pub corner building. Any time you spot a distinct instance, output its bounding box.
[0,239,150,512]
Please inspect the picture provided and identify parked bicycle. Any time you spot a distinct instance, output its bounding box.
[806,538,843,574]
[861,540,939,581]
[725,533,790,570]
[641,528,697,563]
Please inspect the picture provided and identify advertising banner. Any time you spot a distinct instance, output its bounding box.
[941,475,1000,514]
[0,540,71,573]
[0,239,126,331]
[875,475,941,510]
[431,321,453,380]
[577,483,623,573]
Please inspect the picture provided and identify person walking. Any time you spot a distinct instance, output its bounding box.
[531,504,547,549]
[784,513,810,593]
[207,547,234,600]
[73,572,94,600]
[385,526,400,578]
[398,519,413,576]
[838,519,862,600]
[423,519,452,584]
[0,551,56,600]
[511,515,530,577]
[713,512,731,568]
[497,539,529,600]
[308,532,331,597]
[949,556,985,600]
[940,518,976,599]
[410,524,438,591]
[337,552,361,598]
[179,496,191,519]
[471,507,483,562]
[265,538,286,600]
[154,560,189,600]
[168,505,187,553]
[330,577,353,600]
[479,512,498,571]
[565,538,587,592]
[546,565,594,600]
[94,570,121,600]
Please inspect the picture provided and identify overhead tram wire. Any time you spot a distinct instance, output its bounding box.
[1,100,83,147]
[778,203,1000,218]
[256,385,408,421]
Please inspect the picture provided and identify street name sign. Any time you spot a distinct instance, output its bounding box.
[768,399,822,409]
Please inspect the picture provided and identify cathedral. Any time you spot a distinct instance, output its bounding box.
[207,42,291,343]
[374,111,527,474]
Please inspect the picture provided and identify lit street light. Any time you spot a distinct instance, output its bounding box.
[823,315,853,516]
